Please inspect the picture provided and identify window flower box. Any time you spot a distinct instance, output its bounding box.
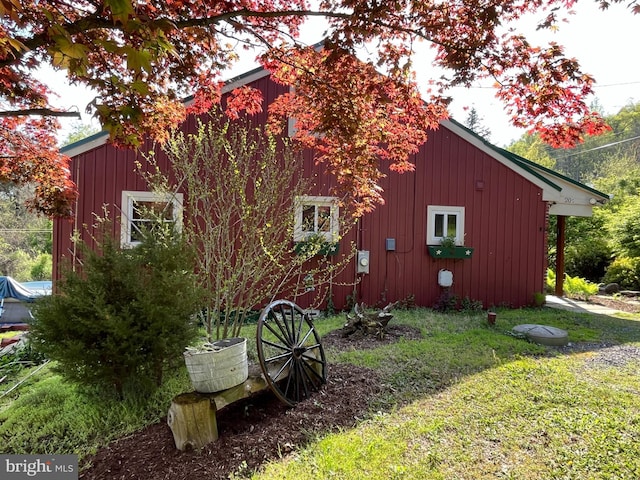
[428,245,474,259]
[294,240,340,257]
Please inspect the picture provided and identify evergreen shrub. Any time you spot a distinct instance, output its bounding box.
[31,220,203,397]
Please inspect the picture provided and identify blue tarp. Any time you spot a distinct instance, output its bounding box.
[0,276,39,302]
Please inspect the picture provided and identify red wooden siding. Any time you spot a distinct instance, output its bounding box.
[54,74,290,279]
[325,126,548,309]
[55,73,547,309]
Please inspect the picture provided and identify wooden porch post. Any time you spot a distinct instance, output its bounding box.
[555,215,566,296]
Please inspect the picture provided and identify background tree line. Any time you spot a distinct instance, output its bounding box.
[0,183,52,280]
[0,123,99,281]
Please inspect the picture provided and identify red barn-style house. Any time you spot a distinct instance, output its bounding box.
[56,66,609,311]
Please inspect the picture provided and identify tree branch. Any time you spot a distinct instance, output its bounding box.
[0,109,81,118]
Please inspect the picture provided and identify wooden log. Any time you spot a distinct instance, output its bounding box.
[167,392,218,451]
[167,366,273,450]
[342,303,395,339]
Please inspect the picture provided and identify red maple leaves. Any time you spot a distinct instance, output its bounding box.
[1,0,634,216]
[264,45,448,215]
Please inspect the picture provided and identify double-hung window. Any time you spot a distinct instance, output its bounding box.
[293,196,339,242]
[121,191,183,248]
[426,205,465,245]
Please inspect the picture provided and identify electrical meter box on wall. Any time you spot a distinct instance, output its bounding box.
[438,269,453,287]
[357,250,370,274]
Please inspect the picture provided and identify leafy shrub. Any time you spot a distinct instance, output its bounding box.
[0,250,32,281]
[564,274,599,300]
[546,269,599,300]
[395,293,417,310]
[460,296,483,313]
[31,221,203,397]
[533,292,546,306]
[433,289,459,312]
[546,269,556,293]
[602,257,640,290]
[29,253,52,280]
[565,238,612,282]
[611,199,640,258]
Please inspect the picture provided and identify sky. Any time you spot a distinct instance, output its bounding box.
[437,1,640,146]
[50,1,640,147]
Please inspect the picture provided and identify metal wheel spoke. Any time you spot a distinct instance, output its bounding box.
[299,347,324,381]
[276,304,295,344]
[260,337,292,352]
[299,359,318,390]
[294,310,306,343]
[296,360,311,399]
[300,351,325,367]
[298,326,315,346]
[263,351,292,364]
[266,311,293,346]
[271,356,293,382]
[288,359,309,401]
[282,364,297,400]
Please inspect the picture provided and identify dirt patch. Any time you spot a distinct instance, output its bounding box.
[589,295,640,314]
[79,324,422,480]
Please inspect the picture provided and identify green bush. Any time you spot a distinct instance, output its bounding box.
[602,257,640,290]
[565,238,612,282]
[1,250,32,281]
[29,253,52,280]
[546,269,556,293]
[30,221,203,397]
[564,274,599,300]
[546,269,599,299]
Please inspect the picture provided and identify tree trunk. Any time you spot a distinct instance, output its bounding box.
[341,303,395,339]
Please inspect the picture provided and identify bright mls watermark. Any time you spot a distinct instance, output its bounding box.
[1,455,77,479]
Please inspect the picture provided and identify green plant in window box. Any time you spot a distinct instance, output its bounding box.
[428,235,474,259]
[440,235,457,249]
[294,232,340,258]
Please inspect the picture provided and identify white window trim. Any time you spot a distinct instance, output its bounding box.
[426,205,465,245]
[293,196,339,242]
[120,191,184,248]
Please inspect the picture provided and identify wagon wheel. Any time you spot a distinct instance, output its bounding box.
[257,300,327,407]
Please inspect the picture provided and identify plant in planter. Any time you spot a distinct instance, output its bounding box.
[440,235,457,249]
[183,337,248,393]
[294,232,340,257]
[428,235,474,259]
[152,118,349,392]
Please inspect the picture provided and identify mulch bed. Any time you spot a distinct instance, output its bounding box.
[589,294,640,313]
[79,324,422,480]
[77,299,640,480]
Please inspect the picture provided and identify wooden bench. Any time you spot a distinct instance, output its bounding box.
[168,300,327,450]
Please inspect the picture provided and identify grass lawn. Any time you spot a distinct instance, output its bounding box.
[2,306,640,479]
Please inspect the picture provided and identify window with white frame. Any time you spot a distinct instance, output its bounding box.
[426,205,465,245]
[121,191,183,247]
[294,196,339,242]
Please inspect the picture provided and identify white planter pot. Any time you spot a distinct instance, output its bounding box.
[184,337,248,393]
